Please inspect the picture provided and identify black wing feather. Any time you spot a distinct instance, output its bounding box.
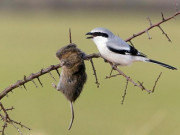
[107,45,146,57]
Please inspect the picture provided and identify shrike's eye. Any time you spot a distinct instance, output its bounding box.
[92,32,109,38]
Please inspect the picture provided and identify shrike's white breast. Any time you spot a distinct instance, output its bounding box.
[92,37,144,66]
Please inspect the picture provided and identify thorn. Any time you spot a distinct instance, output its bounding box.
[121,80,128,105]
[50,65,55,69]
[152,72,162,93]
[147,16,152,26]
[146,30,152,40]
[37,77,43,87]
[129,40,135,47]
[49,72,57,82]
[69,28,72,44]
[56,69,60,77]
[161,12,165,21]
[90,59,100,88]
[40,69,43,74]
[158,26,172,42]
[24,75,27,81]
[138,81,145,91]
[23,84,27,90]
[174,0,179,13]
[32,80,38,88]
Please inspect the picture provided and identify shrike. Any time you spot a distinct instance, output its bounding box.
[86,27,177,70]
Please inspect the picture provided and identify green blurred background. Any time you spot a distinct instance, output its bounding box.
[0,1,180,135]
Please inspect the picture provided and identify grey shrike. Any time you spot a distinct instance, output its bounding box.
[86,27,177,70]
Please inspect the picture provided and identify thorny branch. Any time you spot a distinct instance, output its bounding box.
[125,11,180,42]
[0,64,61,100]
[121,80,128,105]
[89,59,100,88]
[0,9,179,134]
[0,102,31,135]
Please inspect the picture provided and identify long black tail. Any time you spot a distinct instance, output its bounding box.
[146,59,177,70]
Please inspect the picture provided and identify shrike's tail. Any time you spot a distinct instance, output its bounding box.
[146,59,177,70]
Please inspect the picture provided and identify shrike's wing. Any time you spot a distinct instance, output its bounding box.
[106,37,146,57]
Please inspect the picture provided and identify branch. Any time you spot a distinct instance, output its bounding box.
[111,64,152,93]
[89,59,100,88]
[0,102,31,135]
[121,80,128,105]
[0,64,61,100]
[152,72,162,93]
[125,11,180,42]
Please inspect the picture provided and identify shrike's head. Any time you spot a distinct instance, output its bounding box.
[86,27,114,40]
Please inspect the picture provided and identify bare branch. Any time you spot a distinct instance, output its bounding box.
[121,80,128,105]
[158,25,172,42]
[174,0,179,13]
[146,30,152,40]
[125,11,180,42]
[128,40,135,47]
[152,72,162,93]
[55,69,60,77]
[111,64,152,93]
[69,28,72,44]
[90,59,100,88]
[0,64,61,100]
[105,73,121,79]
[147,16,153,26]
[161,12,165,21]
[0,102,31,135]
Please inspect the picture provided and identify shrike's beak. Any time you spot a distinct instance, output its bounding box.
[86,32,93,39]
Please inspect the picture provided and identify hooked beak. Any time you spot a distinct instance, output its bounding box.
[86,32,93,39]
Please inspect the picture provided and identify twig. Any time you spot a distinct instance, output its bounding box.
[146,30,152,40]
[0,102,31,135]
[111,64,152,93]
[128,40,135,47]
[125,11,180,42]
[161,12,165,21]
[49,72,57,82]
[121,80,128,105]
[56,69,60,77]
[152,72,162,93]
[105,73,121,79]
[5,106,15,111]
[69,28,72,43]
[90,59,100,88]
[158,25,172,42]
[32,80,38,88]
[174,0,178,12]
[147,16,153,26]
[37,77,43,87]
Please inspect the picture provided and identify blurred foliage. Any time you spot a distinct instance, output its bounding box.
[0,10,180,135]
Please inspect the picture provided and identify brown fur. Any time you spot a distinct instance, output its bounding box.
[56,44,87,102]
